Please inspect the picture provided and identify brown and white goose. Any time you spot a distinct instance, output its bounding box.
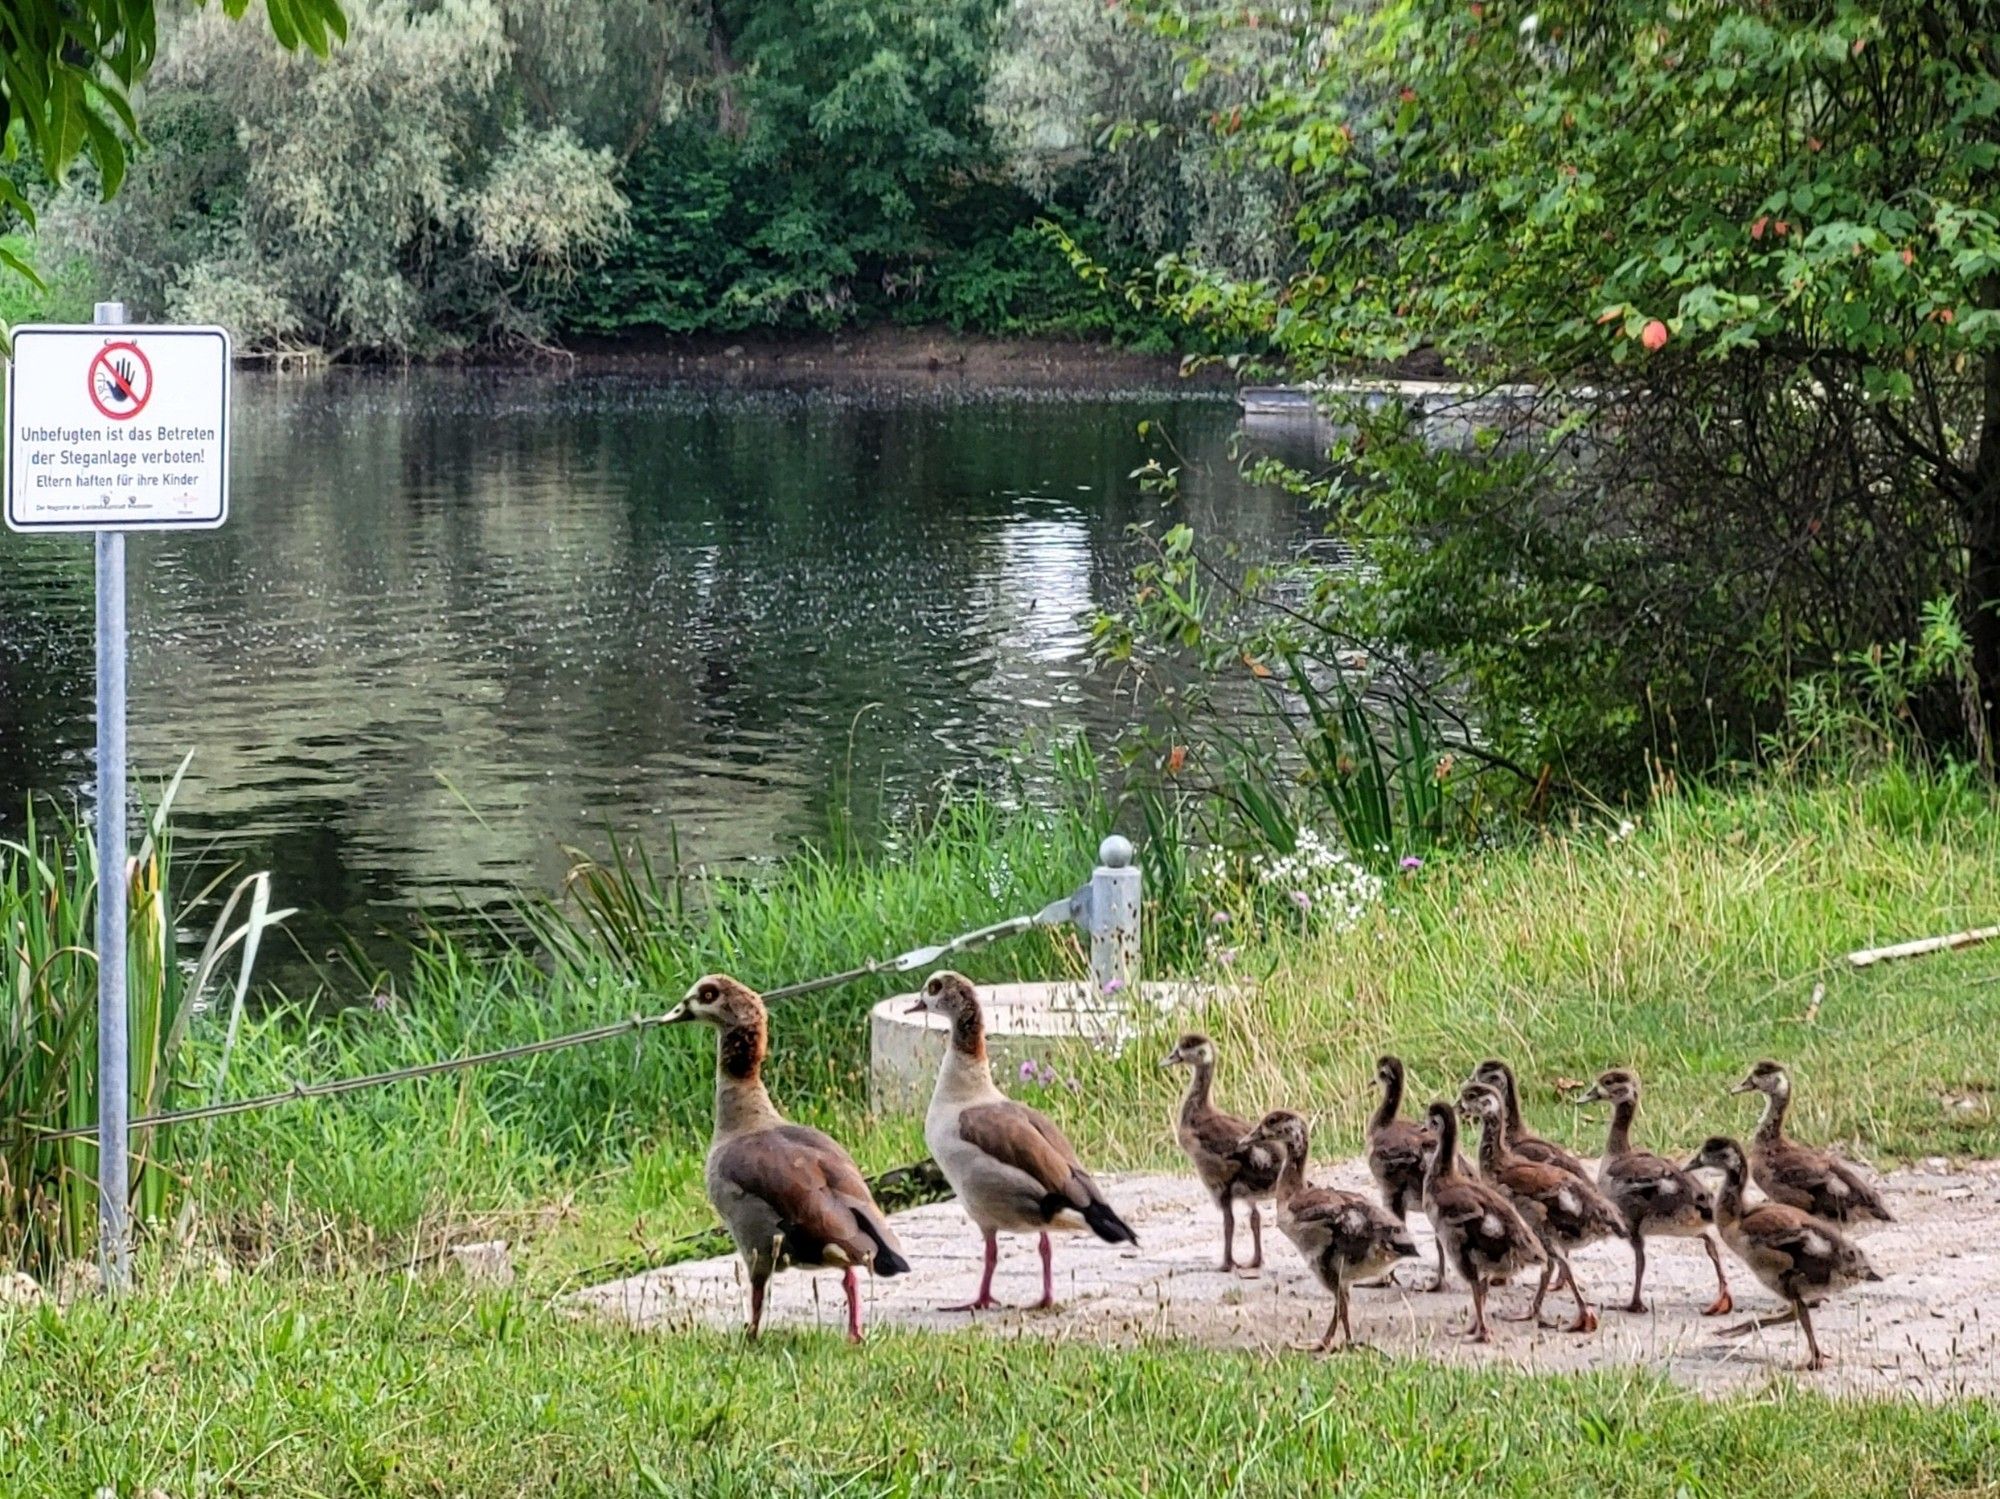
[1576,1068,1733,1316]
[1470,1058,1591,1182]
[1243,1109,1416,1350]
[1421,1098,1546,1342]
[1162,1033,1280,1272]
[1731,1060,1894,1225]
[1686,1135,1882,1369]
[912,971,1137,1310]
[1367,1054,1453,1291]
[1459,1082,1626,1332]
[665,974,909,1342]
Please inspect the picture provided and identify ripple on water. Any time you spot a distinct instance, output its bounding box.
[0,369,1317,977]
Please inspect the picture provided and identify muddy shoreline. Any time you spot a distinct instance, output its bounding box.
[551,327,1243,392]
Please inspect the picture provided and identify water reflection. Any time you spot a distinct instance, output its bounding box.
[0,369,1312,970]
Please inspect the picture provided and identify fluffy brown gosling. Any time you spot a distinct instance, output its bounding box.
[1421,1098,1546,1343]
[1576,1068,1733,1317]
[1242,1110,1416,1351]
[1686,1135,1882,1370]
[1162,1033,1280,1273]
[1470,1058,1592,1182]
[1460,1082,1626,1333]
[665,975,909,1342]
[1731,1061,1894,1225]
[913,971,1137,1312]
[1367,1055,1451,1292]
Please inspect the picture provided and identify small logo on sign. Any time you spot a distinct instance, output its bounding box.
[88,342,153,421]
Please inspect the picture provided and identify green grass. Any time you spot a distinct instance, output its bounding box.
[112,761,2000,1292]
[3,1270,1996,1497]
[1051,761,2000,1177]
[9,765,2000,1491]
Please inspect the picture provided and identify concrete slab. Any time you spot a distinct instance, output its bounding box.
[570,1156,2000,1400]
[868,981,1214,1113]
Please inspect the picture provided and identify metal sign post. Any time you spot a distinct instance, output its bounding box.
[93,299,131,1291]
[5,305,232,1291]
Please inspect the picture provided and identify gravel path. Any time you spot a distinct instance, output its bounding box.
[572,1156,2000,1399]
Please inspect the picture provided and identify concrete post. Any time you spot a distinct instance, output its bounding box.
[1089,834,1140,995]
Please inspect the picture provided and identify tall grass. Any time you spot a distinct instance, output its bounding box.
[18,751,2000,1284]
[1040,763,2000,1181]
[175,785,1159,1247]
[1,767,288,1273]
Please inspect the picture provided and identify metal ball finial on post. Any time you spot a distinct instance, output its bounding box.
[1089,835,1140,995]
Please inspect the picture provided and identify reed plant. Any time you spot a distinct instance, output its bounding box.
[1,762,288,1274]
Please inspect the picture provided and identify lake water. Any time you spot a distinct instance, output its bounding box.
[0,368,1313,974]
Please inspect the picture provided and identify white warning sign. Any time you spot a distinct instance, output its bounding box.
[5,323,232,532]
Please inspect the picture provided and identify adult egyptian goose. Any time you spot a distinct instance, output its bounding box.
[912,970,1136,1310]
[1576,1068,1733,1315]
[1242,1109,1416,1350]
[1162,1033,1280,1272]
[665,974,909,1341]
[1459,1082,1626,1332]
[1686,1135,1881,1369]
[1421,1098,1546,1342]
[1367,1054,1451,1291]
[1470,1058,1591,1182]
[1731,1060,1893,1224]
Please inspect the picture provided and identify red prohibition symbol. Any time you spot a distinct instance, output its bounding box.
[88,341,153,421]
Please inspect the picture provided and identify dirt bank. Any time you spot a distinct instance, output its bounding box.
[574,1154,1999,1400]
[559,327,1240,392]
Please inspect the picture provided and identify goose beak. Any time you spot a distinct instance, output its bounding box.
[662,1000,692,1025]
[1576,1084,1604,1105]
[904,998,928,1016]
[1160,1051,1182,1070]
[1728,1077,1755,1095]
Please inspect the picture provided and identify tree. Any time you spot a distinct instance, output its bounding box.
[0,0,346,291]
[983,0,1293,279]
[1130,0,2000,784]
[48,0,626,356]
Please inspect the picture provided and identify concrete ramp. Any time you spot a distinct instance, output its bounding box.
[572,1156,2000,1399]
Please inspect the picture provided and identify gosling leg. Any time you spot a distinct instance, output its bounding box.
[1421,1233,1448,1293]
[1700,1230,1734,1316]
[1467,1279,1494,1343]
[1623,1229,1648,1314]
[1219,1196,1237,1273]
[1717,1306,1800,1340]
[1247,1202,1265,1272]
[1797,1301,1826,1370]
[1565,1259,1598,1333]
[1505,1253,1557,1322]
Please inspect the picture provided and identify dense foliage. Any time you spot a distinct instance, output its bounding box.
[1118,0,2000,789]
[51,0,627,356]
[0,0,343,300]
[558,0,1293,343]
[18,0,1286,354]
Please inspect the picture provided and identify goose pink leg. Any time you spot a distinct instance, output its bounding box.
[843,1266,864,1343]
[942,1230,1001,1311]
